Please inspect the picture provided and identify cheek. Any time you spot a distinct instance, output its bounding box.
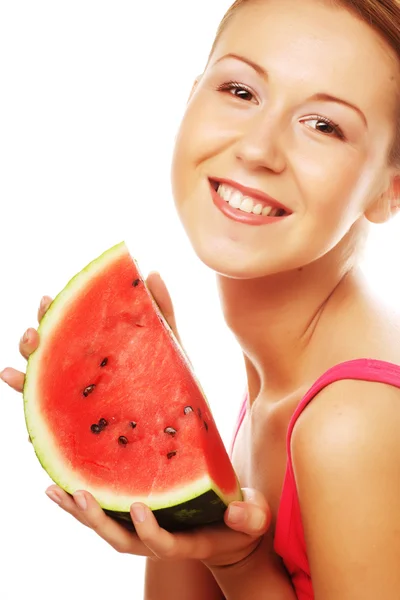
[171,101,216,208]
[295,147,365,223]
[170,121,191,208]
[172,92,246,182]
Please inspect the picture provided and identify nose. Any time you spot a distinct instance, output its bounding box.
[234,112,287,174]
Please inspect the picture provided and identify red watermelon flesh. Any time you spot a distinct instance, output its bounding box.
[24,242,242,531]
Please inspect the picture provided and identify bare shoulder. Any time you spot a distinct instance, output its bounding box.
[291,375,400,466]
[301,289,400,450]
[290,377,400,598]
[293,286,400,471]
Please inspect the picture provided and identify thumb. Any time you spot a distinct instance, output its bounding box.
[224,488,271,536]
[146,272,180,343]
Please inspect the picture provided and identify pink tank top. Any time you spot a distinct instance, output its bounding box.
[231,358,400,599]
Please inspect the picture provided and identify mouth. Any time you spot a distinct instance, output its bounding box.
[209,178,292,218]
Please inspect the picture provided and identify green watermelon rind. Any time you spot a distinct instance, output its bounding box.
[106,488,229,533]
[23,242,242,516]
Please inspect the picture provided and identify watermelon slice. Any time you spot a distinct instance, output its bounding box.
[23,242,242,532]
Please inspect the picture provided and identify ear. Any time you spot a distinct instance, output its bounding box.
[365,173,400,224]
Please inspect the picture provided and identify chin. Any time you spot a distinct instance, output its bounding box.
[174,184,324,280]
[185,230,293,280]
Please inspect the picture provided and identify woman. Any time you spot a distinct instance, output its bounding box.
[3,0,400,597]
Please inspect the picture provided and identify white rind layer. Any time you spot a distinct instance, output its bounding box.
[23,242,241,512]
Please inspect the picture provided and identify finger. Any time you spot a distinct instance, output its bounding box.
[131,504,231,561]
[46,486,149,556]
[225,503,269,535]
[19,328,39,360]
[225,489,271,536]
[241,488,270,511]
[0,367,25,392]
[145,272,180,342]
[37,296,53,323]
[45,486,88,527]
[131,503,180,559]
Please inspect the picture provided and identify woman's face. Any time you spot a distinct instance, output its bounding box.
[171,0,399,279]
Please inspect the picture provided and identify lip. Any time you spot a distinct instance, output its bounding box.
[209,180,291,227]
[210,178,292,214]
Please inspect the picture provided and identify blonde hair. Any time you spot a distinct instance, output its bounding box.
[207,0,400,167]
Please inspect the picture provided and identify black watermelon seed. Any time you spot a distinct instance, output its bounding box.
[118,436,128,446]
[83,384,96,397]
[100,358,108,367]
[197,408,202,418]
[167,451,177,459]
[99,418,108,429]
[164,427,177,437]
[184,406,193,415]
[130,421,137,429]
[132,279,141,287]
[204,421,208,432]
[91,424,101,434]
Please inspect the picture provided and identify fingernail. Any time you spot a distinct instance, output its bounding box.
[227,505,245,524]
[0,369,11,384]
[40,296,48,310]
[148,271,163,283]
[131,504,146,523]
[46,490,62,505]
[74,492,87,510]
[22,329,30,344]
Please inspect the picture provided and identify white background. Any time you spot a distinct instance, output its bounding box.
[0,2,399,599]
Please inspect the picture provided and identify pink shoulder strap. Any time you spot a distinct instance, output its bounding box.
[230,394,247,457]
[231,359,400,460]
[286,358,400,460]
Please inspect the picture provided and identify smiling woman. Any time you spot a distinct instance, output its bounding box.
[172,0,400,281]
[169,0,400,597]
[2,1,400,600]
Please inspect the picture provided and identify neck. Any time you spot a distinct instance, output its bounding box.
[216,225,368,402]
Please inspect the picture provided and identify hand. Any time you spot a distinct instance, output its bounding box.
[43,484,270,568]
[0,271,181,393]
[1,272,270,568]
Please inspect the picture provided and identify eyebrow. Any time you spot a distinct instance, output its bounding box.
[213,53,368,127]
[214,53,268,80]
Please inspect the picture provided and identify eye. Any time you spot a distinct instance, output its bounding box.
[302,115,345,140]
[216,80,256,103]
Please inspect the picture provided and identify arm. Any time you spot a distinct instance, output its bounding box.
[145,558,224,600]
[291,378,400,599]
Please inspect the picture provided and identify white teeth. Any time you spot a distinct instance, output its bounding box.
[229,191,242,209]
[217,184,286,217]
[240,197,254,213]
[219,184,230,201]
